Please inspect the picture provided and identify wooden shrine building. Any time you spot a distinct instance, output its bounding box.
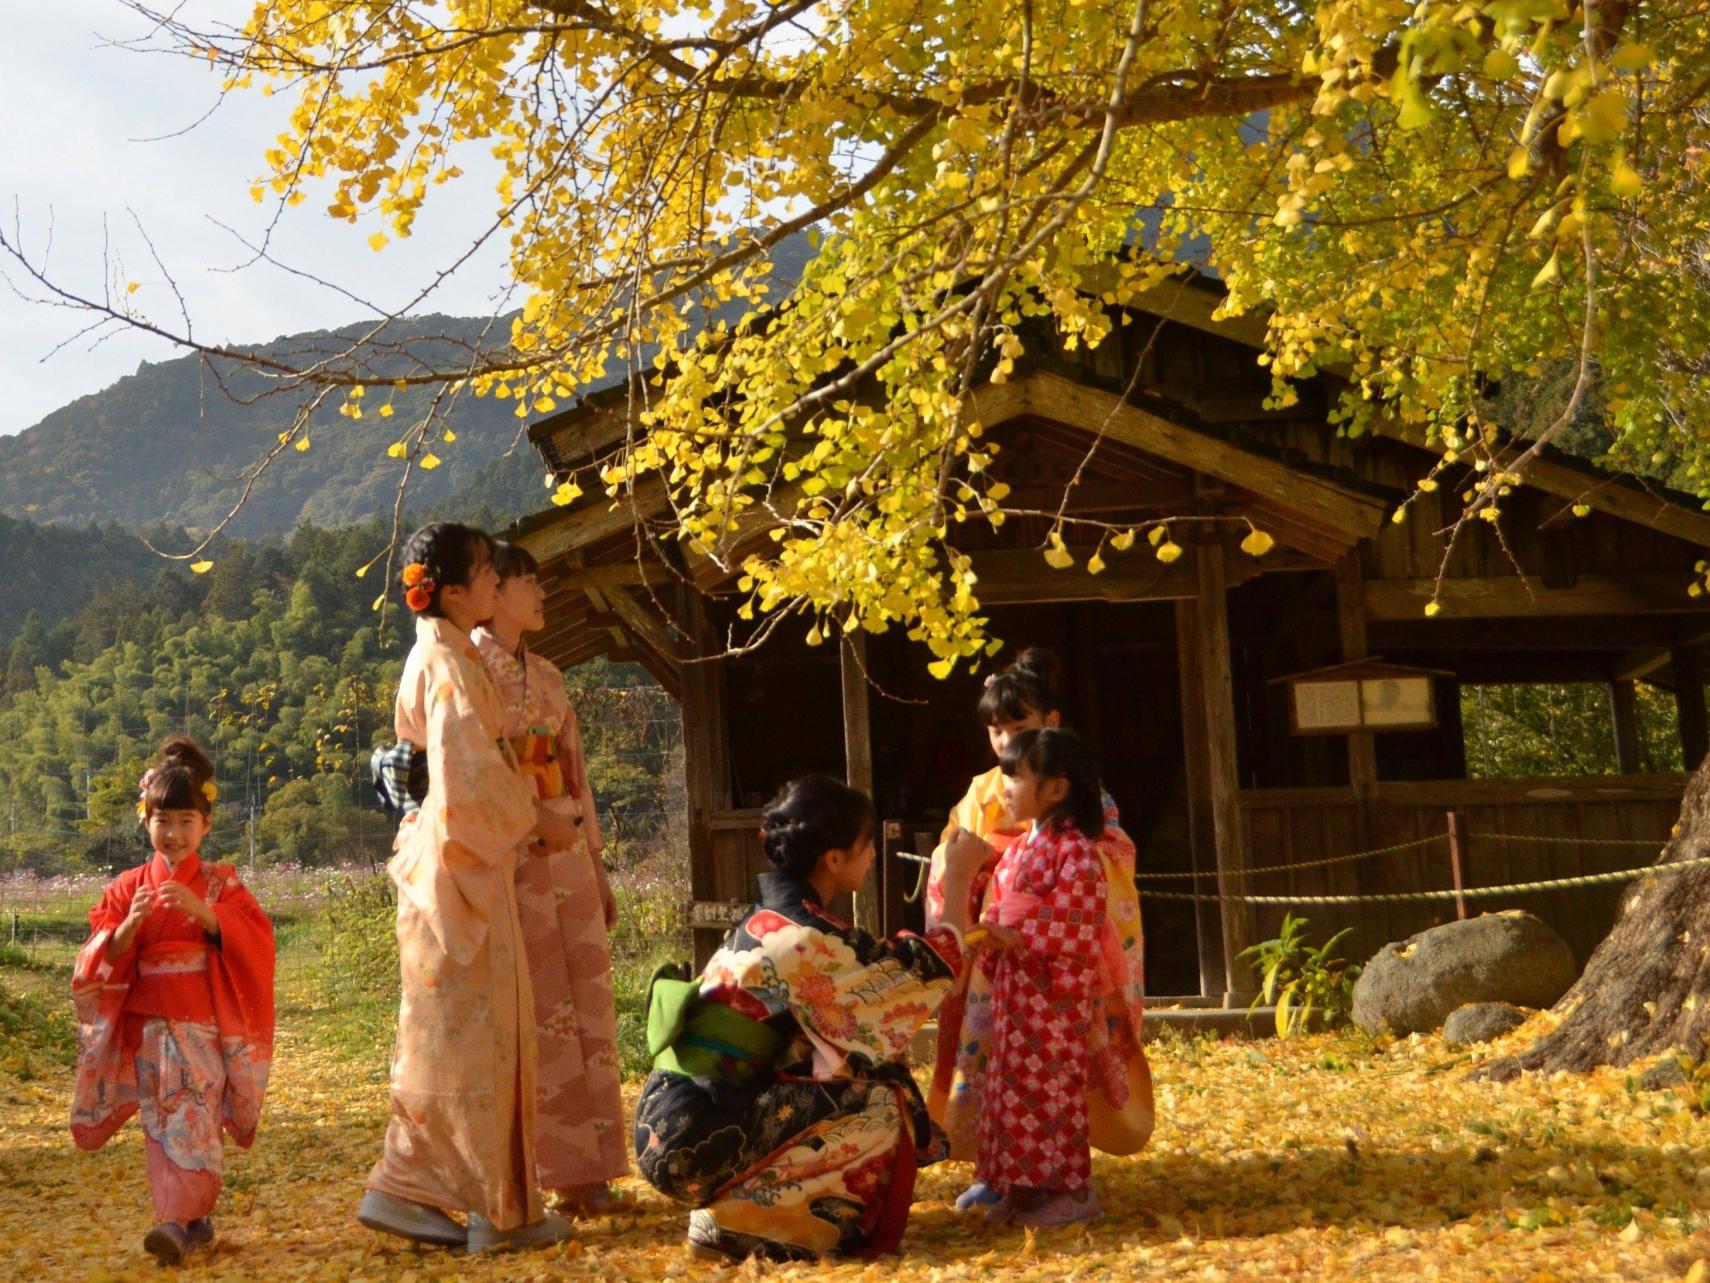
[511,277,1709,997]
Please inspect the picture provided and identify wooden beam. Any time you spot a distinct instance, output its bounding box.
[541,561,653,593]
[1174,598,1227,999]
[1194,543,1256,1001]
[965,547,1244,605]
[1335,555,1378,793]
[515,477,670,563]
[1674,646,1708,770]
[840,635,880,935]
[1616,623,1710,682]
[1365,574,1710,621]
[972,372,1387,540]
[1611,681,1643,774]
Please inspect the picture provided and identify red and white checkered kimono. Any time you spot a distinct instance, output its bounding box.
[974,819,1107,1197]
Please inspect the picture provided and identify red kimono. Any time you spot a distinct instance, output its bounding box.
[71,853,276,1223]
[974,821,1107,1197]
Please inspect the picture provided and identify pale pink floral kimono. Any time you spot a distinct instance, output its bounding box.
[366,615,543,1230]
[474,627,628,1191]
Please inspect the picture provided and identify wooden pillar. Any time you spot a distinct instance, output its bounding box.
[1674,646,1708,770]
[680,590,732,969]
[1174,599,1226,998]
[1193,543,1257,1002]
[1610,680,1642,775]
[1334,554,1377,793]
[840,633,880,934]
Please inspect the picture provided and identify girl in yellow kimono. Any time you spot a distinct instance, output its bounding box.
[357,522,582,1254]
[925,648,1154,1209]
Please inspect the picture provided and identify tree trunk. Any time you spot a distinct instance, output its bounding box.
[1477,758,1710,1080]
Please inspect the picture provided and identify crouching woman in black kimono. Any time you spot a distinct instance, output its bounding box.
[634,775,985,1262]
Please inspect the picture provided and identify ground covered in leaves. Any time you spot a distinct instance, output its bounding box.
[5,1001,1710,1283]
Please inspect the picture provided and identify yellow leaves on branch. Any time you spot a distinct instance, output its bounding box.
[192,0,1702,669]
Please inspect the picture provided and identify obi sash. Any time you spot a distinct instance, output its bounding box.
[511,726,567,801]
[646,962,784,1088]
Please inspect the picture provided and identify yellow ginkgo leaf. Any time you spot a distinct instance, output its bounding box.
[1572,503,1591,518]
[1156,540,1183,564]
[190,560,214,574]
[1087,551,1106,575]
[1111,529,1136,551]
[927,657,956,680]
[442,429,456,442]
[294,435,311,452]
[1424,601,1442,617]
[1043,531,1074,569]
[1531,250,1561,289]
[551,481,582,507]
[371,592,386,612]
[1240,529,1275,558]
[379,403,394,418]
[126,281,140,294]
[1148,526,1166,547]
[386,441,407,459]
[368,231,388,251]
[419,452,442,470]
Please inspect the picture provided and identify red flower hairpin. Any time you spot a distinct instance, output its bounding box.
[402,562,437,612]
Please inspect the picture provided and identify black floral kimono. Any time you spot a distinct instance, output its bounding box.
[633,872,963,1260]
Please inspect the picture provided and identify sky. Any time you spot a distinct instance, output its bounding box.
[0,2,513,437]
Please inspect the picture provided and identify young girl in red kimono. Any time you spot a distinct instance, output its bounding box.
[972,727,1109,1229]
[927,650,1152,1211]
[71,736,276,1265]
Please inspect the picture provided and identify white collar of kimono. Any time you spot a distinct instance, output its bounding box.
[416,614,475,648]
[471,625,528,668]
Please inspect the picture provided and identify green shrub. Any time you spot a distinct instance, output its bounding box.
[1239,914,1362,1038]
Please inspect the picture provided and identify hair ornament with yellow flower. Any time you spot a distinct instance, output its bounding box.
[402,561,437,613]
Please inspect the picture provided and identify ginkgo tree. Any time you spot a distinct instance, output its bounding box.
[7,1,1710,1072]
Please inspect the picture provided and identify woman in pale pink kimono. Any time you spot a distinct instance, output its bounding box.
[474,541,629,1216]
[357,523,581,1254]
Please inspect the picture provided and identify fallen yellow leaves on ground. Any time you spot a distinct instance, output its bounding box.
[3,1016,1708,1280]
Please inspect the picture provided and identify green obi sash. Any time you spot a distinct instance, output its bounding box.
[645,962,784,1088]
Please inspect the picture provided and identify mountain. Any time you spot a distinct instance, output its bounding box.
[0,314,545,536]
[0,234,821,539]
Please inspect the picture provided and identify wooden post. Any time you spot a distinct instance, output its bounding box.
[1194,543,1257,1003]
[1334,554,1378,794]
[1446,810,1467,921]
[840,634,880,935]
[1674,646,1708,770]
[1174,599,1226,998]
[680,590,732,969]
[1610,680,1642,775]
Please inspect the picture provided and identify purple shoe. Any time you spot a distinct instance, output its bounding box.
[955,1182,1000,1212]
[185,1218,214,1248]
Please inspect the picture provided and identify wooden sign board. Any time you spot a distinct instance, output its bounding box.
[1285,663,1439,735]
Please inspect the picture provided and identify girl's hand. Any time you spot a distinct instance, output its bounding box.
[941,827,994,882]
[596,863,618,930]
[125,885,156,926]
[156,882,219,933]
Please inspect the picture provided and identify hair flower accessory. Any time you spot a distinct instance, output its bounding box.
[202,780,219,804]
[402,561,437,612]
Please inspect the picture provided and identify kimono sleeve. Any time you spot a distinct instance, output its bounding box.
[209,875,276,1050]
[426,669,536,866]
[1013,832,1107,964]
[74,872,140,988]
[786,924,963,1070]
[556,697,604,856]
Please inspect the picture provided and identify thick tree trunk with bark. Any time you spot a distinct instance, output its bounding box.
[1478,760,1710,1081]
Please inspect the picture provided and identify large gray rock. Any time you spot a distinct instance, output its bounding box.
[1443,1001,1529,1046]
[1352,911,1577,1036]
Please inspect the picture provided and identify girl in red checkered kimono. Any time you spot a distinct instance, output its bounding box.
[70,736,276,1266]
[971,727,1109,1228]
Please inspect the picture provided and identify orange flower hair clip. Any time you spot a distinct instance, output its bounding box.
[402,561,437,612]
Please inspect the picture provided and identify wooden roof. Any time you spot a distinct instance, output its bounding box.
[509,278,1710,677]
